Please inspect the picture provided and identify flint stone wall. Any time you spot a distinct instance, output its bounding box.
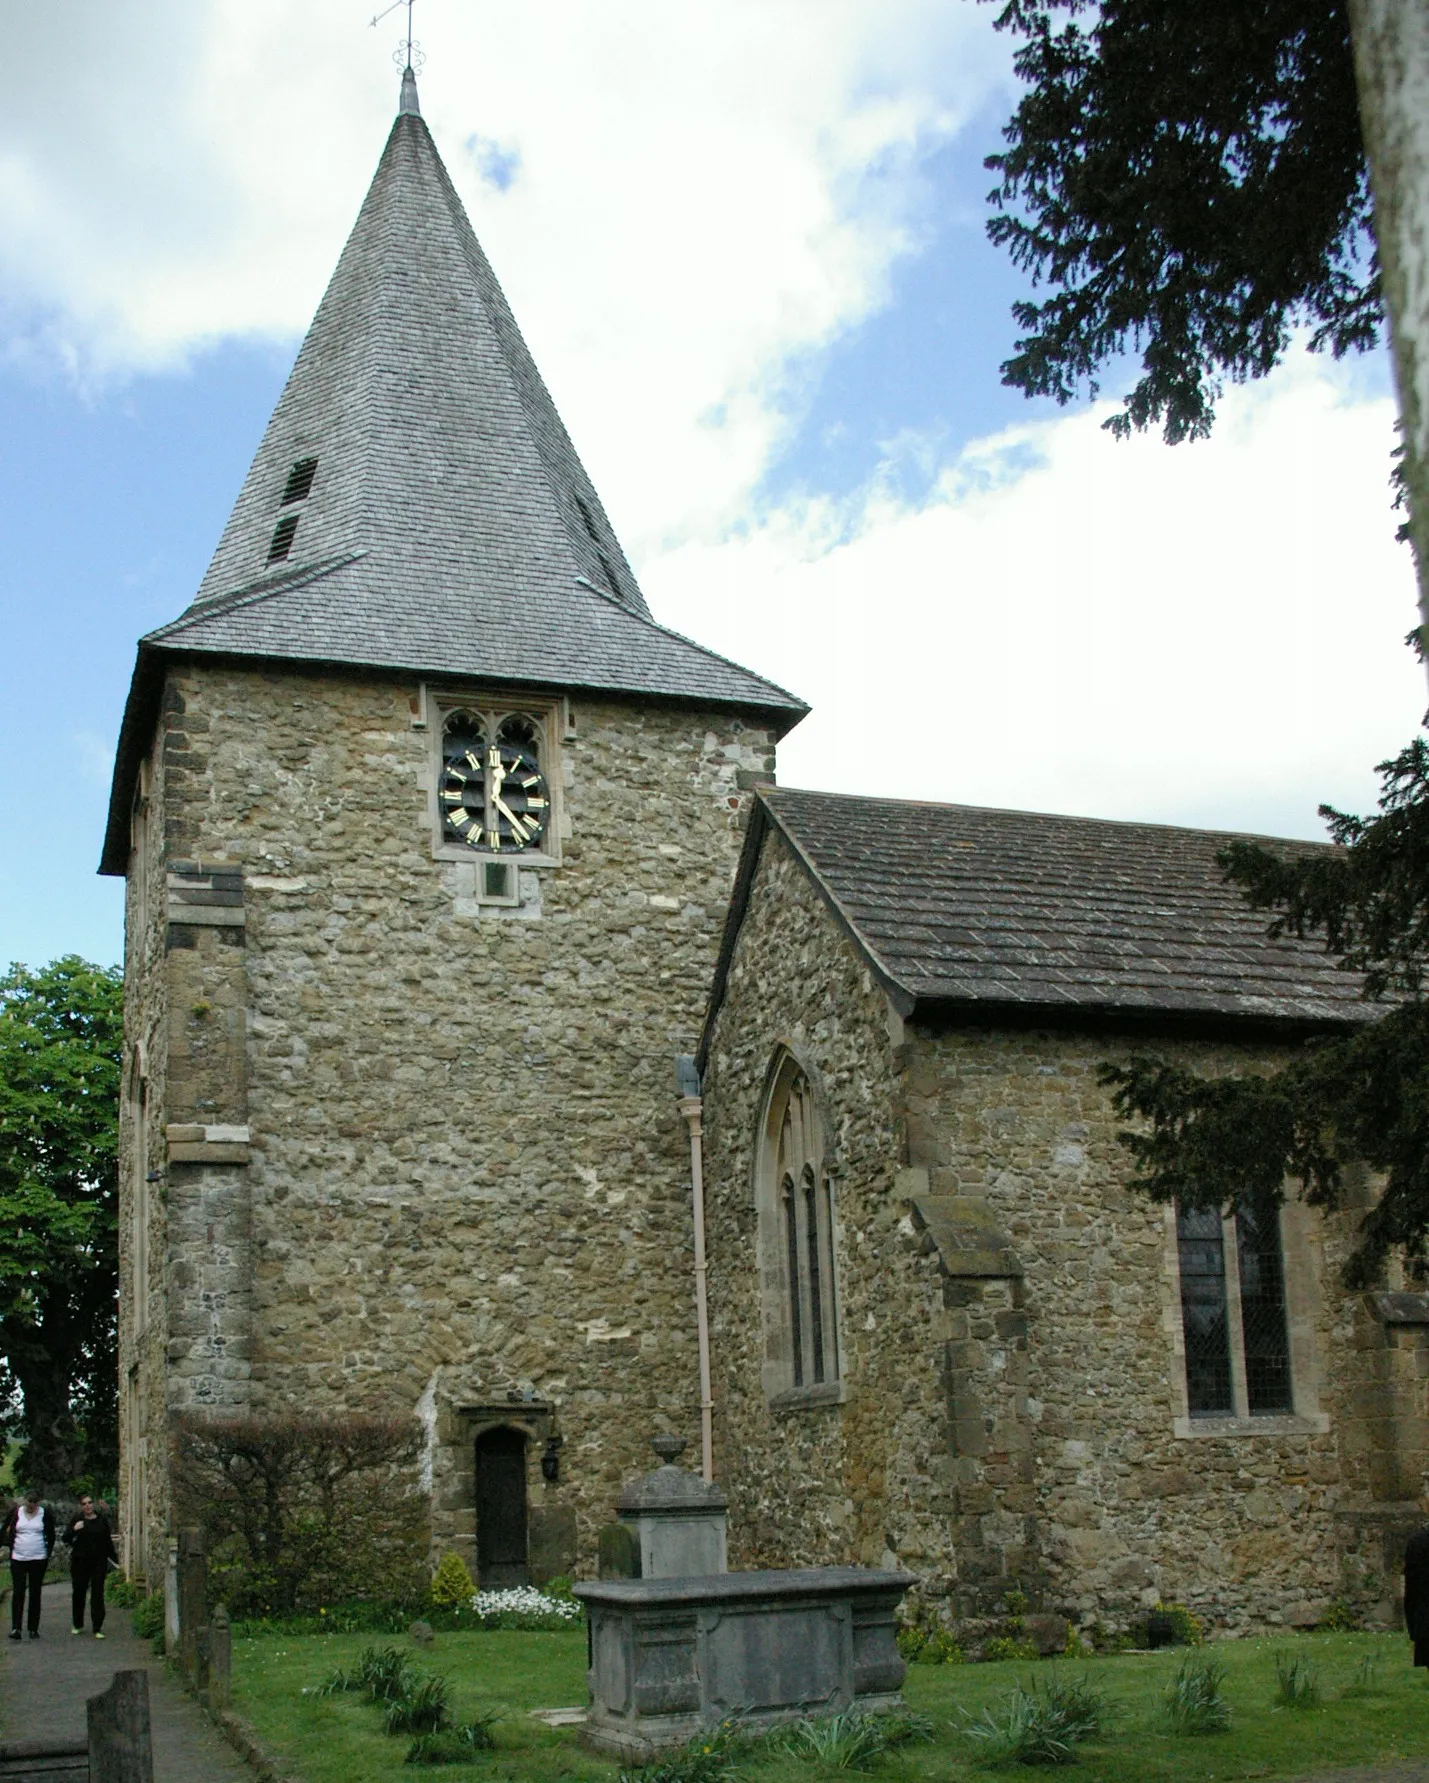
[121,660,776,1583]
[701,823,1406,1635]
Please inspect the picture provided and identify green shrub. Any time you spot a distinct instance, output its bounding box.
[1319,1598,1364,1633]
[961,1674,1106,1766]
[131,1591,165,1643]
[317,1643,416,1702]
[427,1553,475,1609]
[1154,1601,1204,1646]
[983,1635,1040,1663]
[404,1716,499,1765]
[383,1671,452,1736]
[918,1629,966,1665]
[1164,1657,1230,1734]
[617,1722,744,1782]
[772,1709,934,1770]
[172,1412,426,1616]
[1274,1651,1321,1709]
[1342,1652,1385,1699]
[1039,1672,1114,1738]
[896,1623,926,1661]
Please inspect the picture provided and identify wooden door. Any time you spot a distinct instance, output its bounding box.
[475,1426,529,1587]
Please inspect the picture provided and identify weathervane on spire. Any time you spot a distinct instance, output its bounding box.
[370,0,424,73]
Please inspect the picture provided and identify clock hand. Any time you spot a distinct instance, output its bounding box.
[492,794,530,841]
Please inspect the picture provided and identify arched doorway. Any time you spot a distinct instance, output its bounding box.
[474,1425,529,1586]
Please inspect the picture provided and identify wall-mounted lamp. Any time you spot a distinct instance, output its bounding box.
[541,1435,563,1482]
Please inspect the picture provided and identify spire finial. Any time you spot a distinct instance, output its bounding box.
[371,0,423,110]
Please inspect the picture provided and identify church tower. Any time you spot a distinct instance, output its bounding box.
[101,67,805,1587]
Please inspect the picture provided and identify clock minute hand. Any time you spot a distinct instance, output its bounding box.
[492,794,530,841]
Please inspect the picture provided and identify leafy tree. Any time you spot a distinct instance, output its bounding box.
[983,0,1377,445]
[1101,741,1429,1285]
[0,958,122,1491]
[983,0,1429,1278]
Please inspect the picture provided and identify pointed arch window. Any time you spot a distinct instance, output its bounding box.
[759,1054,841,1401]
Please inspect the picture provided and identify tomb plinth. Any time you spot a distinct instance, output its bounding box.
[616,1434,728,1579]
[574,1566,915,1759]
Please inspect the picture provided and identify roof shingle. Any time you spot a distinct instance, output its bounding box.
[746,788,1375,1027]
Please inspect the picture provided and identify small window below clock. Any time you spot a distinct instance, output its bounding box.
[478,860,520,906]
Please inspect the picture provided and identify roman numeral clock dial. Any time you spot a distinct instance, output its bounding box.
[439,716,550,853]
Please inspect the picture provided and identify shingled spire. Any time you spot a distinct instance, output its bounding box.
[101,76,804,870]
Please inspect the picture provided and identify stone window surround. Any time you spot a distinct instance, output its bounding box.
[421,682,567,869]
[753,1044,847,1412]
[1160,1198,1330,1439]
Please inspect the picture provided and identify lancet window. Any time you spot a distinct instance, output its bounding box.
[759,1055,840,1397]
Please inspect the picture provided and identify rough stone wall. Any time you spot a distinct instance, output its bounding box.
[129,658,775,1584]
[117,725,173,1582]
[700,827,918,1575]
[701,827,1404,1636]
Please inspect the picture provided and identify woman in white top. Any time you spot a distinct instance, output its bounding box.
[2,1488,55,1639]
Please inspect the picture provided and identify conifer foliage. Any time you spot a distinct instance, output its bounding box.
[983,0,1378,443]
[0,957,122,1491]
[1101,739,1429,1285]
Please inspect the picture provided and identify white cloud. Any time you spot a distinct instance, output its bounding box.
[3,4,1418,846]
[0,0,1009,545]
[650,350,1424,841]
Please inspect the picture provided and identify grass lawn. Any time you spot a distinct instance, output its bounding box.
[231,1626,1429,1781]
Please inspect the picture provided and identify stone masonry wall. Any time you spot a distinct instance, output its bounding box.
[132,659,776,1584]
[701,827,918,1575]
[700,824,1403,1636]
[117,724,174,1582]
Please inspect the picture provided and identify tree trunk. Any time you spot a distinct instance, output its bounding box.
[1348,0,1429,671]
[7,1351,84,1494]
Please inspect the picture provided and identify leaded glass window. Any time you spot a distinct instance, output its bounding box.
[1175,1199,1292,1419]
[1176,1205,1232,1414]
[1237,1201,1293,1413]
[760,1056,841,1397]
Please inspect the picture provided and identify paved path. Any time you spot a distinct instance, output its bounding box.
[0,1579,250,1781]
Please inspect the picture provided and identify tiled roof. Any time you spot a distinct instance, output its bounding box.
[728,788,1376,1027]
[100,76,805,872]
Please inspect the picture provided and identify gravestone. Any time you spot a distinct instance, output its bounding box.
[177,1528,207,1679]
[616,1435,727,1579]
[205,1604,232,1710]
[576,1567,914,1759]
[163,1540,180,1655]
[87,1669,154,1783]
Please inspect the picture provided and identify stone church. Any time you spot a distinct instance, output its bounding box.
[104,70,1426,1633]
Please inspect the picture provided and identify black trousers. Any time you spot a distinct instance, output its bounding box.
[70,1561,106,1632]
[10,1559,47,1632]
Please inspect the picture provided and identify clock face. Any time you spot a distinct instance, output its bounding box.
[440,717,550,852]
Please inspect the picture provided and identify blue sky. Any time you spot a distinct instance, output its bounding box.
[0,1,1420,974]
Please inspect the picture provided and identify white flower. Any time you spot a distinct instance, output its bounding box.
[467,1587,579,1621]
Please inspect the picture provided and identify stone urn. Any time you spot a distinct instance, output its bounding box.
[617,1435,728,1579]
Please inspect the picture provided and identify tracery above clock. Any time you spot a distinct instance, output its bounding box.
[439,712,550,852]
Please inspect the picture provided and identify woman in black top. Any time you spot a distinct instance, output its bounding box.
[63,1496,118,1637]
